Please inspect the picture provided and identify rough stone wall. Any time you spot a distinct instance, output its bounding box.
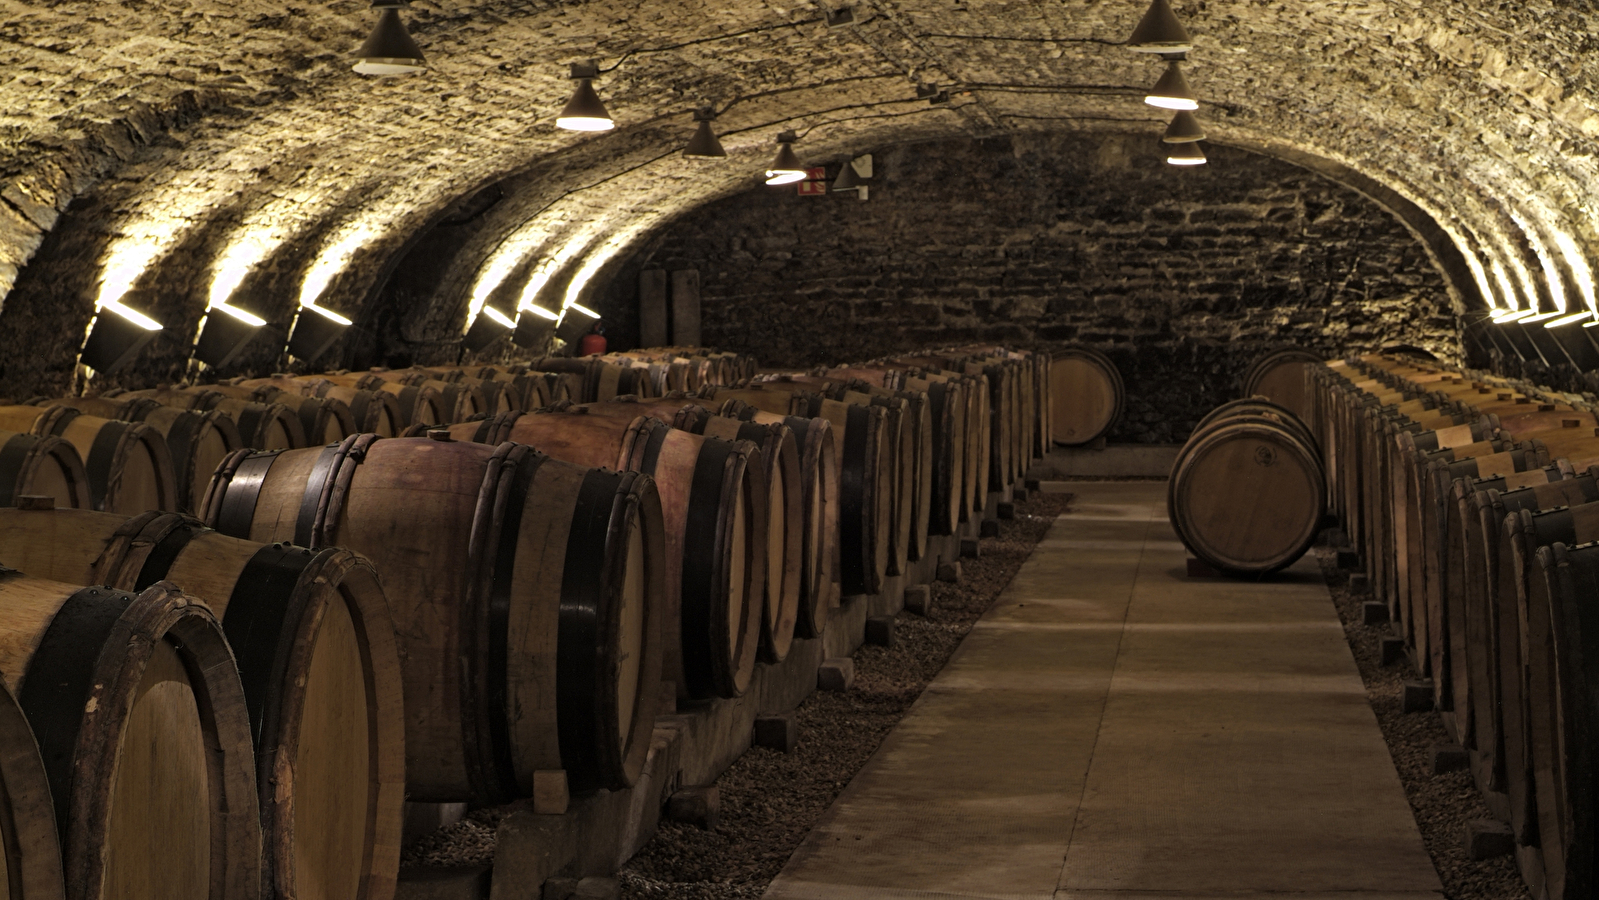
[609,132,1459,443]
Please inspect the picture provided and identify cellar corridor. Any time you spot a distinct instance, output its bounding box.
[766,481,1441,900]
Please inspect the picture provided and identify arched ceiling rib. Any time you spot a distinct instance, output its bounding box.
[0,0,1596,355]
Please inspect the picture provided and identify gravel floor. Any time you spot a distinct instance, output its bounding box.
[617,490,1075,899]
[1314,546,1532,900]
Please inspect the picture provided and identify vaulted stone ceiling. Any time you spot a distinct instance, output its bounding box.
[1,0,1596,379]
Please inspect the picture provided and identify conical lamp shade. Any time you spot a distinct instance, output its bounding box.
[832,160,861,191]
[1162,110,1205,142]
[557,79,615,131]
[684,119,727,158]
[1166,142,1207,166]
[766,142,807,185]
[354,7,426,76]
[1146,61,1198,110]
[1126,0,1192,53]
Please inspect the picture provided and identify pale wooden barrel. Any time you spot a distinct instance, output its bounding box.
[0,406,176,515]
[1049,348,1124,446]
[0,575,261,900]
[0,431,92,510]
[392,372,485,424]
[121,389,306,452]
[1243,348,1325,422]
[0,673,65,900]
[1168,415,1326,574]
[246,377,405,438]
[43,397,239,515]
[0,505,406,900]
[321,374,445,429]
[201,435,663,800]
[456,410,759,702]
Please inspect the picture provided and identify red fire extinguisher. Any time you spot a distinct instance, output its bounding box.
[579,323,607,357]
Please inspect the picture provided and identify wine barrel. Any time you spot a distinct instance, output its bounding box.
[0,431,92,510]
[121,389,306,451]
[1526,540,1599,900]
[0,575,261,900]
[1194,397,1318,456]
[391,372,487,424]
[322,374,446,429]
[246,377,407,438]
[0,675,65,900]
[1168,413,1326,575]
[451,411,761,701]
[721,404,839,639]
[251,389,354,446]
[1049,348,1124,446]
[0,505,406,900]
[901,374,965,536]
[0,406,177,515]
[44,397,239,516]
[527,358,656,402]
[1243,349,1325,422]
[202,434,664,800]
[781,392,892,597]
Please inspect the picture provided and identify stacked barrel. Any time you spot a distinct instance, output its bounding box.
[1307,352,1599,900]
[0,343,1042,900]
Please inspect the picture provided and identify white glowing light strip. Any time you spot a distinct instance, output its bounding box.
[1586,319,1599,328]
[301,225,382,309]
[481,306,515,328]
[1550,227,1598,314]
[1460,247,1499,312]
[565,302,599,318]
[1488,261,1517,312]
[521,304,560,321]
[1510,209,1567,313]
[213,303,267,327]
[1494,309,1536,323]
[208,233,280,311]
[1523,310,1562,323]
[1545,311,1593,328]
[101,300,163,331]
[302,303,353,325]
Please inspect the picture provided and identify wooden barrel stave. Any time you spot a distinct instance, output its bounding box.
[0,430,92,511]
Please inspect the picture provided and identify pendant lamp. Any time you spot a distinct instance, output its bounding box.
[765,132,807,185]
[557,63,615,132]
[683,108,727,158]
[1162,110,1205,142]
[353,1,426,76]
[1126,0,1192,53]
[1166,142,1207,166]
[1146,61,1198,110]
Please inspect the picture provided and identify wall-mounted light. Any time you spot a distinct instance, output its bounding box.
[1146,61,1198,110]
[1523,310,1564,324]
[766,132,807,185]
[1162,110,1205,142]
[80,301,162,374]
[832,160,862,192]
[557,62,615,132]
[1494,309,1536,323]
[684,108,728,158]
[194,303,266,368]
[1126,0,1192,53]
[1545,310,1594,328]
[513,306,560,348]
[556,303,599,345]
[288,303,353,361]
[353,0,426,76]
[464,305,516,352]
[1166,142,1207,166]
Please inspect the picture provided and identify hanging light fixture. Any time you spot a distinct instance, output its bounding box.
[1146,60,1198,110]
[1126,0,1192,53]
[557,62,615,132]
[1166,142,1207,166]
[1162,110,1205,142]
[80,302,162,374]
[353,0,426,76]
[683,108,727,159]
[766,132,807,185]
[288,304,353,361]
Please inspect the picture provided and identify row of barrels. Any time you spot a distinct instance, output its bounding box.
[0,343,1042,900]
[1307,353,1599,900]
[1168,398,1327,575]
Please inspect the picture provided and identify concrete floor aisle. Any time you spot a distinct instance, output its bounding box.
[764,481,1443,900]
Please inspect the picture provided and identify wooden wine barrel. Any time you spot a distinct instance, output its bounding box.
[0,431,92,510]
[321,374,445,429]
[121,389,306,452]
[1049,348,1124,446]
[44,397,239,516]
[1168,414,1325,574]
[452,411,760,701]
[721,404,838,639]
[1243,349,1325,422]
[246,377,407,438]
[391,372,487,424]
[0,575,261,900]
[1194,398,1319,455]
[1525,540,1599,900]
[901,374,965,536]
[0,675,65,900]
[0,406,177,516]
[250,389,354,446]
[202,435,664,799]
[0,505,406,900]
[527,358,656,402]
[781,392,893,597]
